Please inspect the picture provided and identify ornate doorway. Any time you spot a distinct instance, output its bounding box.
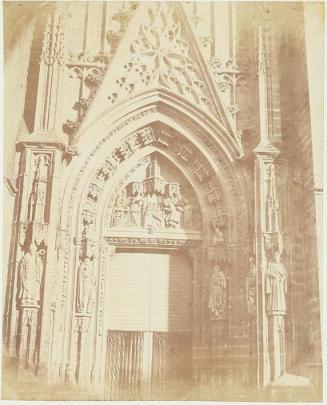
[104,250,193,400]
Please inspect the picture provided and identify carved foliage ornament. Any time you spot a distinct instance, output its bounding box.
[41,4,70,65]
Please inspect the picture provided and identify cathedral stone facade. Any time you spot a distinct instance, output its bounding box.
[3,1,323,401]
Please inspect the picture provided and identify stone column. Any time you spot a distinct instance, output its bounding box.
[186,245,205,393]
[92,244,116,391]
[67,229,97,387]
[265,251,287,381]
[254,146,282,387]
[4,141,70,381]
[253,24,285,387]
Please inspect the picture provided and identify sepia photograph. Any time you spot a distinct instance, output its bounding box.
[2,0,324,401]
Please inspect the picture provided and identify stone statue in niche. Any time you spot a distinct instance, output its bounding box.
[35,154,50,181]
[245,256,257,315]
[109,158,200,231]
[27,154,50,223]
[208,264,227,319]
[76,257,96,315]
[211,217,225,245]
[17,243,44,306]
[266,251,287,314]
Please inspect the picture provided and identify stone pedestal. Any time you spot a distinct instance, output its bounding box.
[267,314,285,381]
[268,373,312,401]
[16,304,40,373]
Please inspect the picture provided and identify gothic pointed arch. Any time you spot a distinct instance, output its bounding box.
[60,115,251,251]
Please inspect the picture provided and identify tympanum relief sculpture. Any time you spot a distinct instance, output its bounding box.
[109,157,201,233]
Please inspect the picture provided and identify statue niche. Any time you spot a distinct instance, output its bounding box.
[27,154,50,223]
[110,157,200,232]
[17,243,44,307]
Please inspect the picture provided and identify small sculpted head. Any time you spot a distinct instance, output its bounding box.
[273,251,281,263]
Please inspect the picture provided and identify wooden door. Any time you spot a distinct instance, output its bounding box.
[104,250,192,400]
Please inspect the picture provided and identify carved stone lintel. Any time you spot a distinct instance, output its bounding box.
[105,236,200,249]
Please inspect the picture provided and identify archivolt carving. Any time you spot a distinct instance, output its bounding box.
[80,125,229,238]
[65,106,248,260]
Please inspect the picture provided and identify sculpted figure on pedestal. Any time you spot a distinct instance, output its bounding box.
[266,251,287,314]
[17,243,43,305]
[208,264,227,318]
[76,257,96,314]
